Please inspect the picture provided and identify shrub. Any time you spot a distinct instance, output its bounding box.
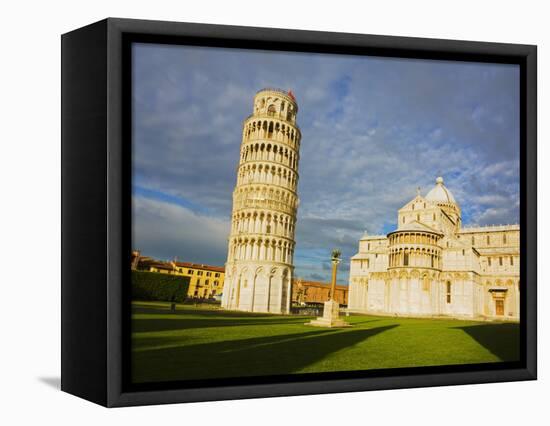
[131,271,190,303]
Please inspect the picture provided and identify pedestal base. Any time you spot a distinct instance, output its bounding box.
[307,300,351,328]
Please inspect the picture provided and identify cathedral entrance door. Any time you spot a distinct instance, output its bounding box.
[495,299,504,316]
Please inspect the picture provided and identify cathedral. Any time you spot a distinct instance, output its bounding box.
[348,177,520,321]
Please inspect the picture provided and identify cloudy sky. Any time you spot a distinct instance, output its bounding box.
[132,43,519,284]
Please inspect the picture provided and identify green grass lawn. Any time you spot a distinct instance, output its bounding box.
[131,301,519,383]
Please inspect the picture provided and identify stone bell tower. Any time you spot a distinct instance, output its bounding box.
[221,88,301,313]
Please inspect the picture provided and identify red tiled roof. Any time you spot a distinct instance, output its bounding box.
[173,262,225,273]
[292,279,348,290]
[149,262,174,270]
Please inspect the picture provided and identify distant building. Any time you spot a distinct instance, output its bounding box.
[171,262,225,299]
[348,177,519,321]
[292,279,348,306]
[144,258,225,300]
[148,262,175,274]
[131,250,141,270]
[133,253,157,271]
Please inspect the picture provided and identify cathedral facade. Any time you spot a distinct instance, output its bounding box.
[348,177,519,321]
[221,89,301,313]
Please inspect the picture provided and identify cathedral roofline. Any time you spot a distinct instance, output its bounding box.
[475,247,520,255]
[359,234,387,241]
[425,176,457,204]
[440,207,457,225]
[398,194,433,211]
[390,220,443,236]
[459,224,520,233]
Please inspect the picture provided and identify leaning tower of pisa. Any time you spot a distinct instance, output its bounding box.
[221,88,301,313]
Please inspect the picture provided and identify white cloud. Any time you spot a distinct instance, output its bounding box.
[133,196,230,264]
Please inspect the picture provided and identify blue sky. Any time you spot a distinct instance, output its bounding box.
[132,43,520,284]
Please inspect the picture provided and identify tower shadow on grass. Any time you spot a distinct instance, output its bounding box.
[131,304,313,332]
[132,303,285,318]
[131,316,314,332]
[349,319,380,326]
[132,325,399,383]
[453,323,520,362]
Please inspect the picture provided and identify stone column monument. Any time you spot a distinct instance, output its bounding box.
[308,249,350,327]
[221,89,301,313]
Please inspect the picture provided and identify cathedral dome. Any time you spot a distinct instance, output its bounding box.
[425,176,456,204]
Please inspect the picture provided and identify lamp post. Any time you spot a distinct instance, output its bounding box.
[329,249,341,302]
[307,248,350,328]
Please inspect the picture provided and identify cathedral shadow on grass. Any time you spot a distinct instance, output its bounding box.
[132,325,399,383]
[453,323,520,362]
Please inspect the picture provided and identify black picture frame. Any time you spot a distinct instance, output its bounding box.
[61,17,537,407]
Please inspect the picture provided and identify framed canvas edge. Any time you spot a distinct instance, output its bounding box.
[523,44,537,380]
[98,17,537,407]
[61,18,110,407]
[109,368,534,408]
